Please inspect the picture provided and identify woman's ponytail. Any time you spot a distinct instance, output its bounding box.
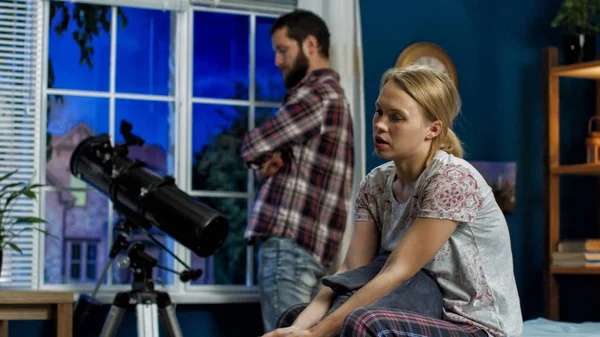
[441,128,463,158]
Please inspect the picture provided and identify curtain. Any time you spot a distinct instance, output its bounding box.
[297,0,366,272]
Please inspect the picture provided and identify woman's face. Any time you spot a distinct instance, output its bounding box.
[373,81,438,161]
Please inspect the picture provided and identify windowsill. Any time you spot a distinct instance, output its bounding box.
[40,285,260,304]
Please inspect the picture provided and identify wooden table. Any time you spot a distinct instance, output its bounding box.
[0,290,73,337]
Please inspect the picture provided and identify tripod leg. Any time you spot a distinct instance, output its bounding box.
[100,292,131,337]
[157,292,183,337]
[136,300,160,337]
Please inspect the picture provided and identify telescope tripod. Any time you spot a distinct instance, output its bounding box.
[99,243,183,337]
[73,217,203,337]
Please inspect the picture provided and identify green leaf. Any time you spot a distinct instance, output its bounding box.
[14,217,47,224]
[0,169,18,182]
[0,182,23,193]
[21,190,36,200]
[4,188,27,207]
[31,227,58,239]
[6,242,22,254]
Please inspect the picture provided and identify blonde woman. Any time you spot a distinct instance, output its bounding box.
[263,66,523,337]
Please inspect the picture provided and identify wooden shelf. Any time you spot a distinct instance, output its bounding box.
[543,47,600,320]
[550,59,600,79]
[551,266,600,275]
[550,164,600,175]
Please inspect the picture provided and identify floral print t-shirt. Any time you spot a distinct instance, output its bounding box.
[355,150,522,337]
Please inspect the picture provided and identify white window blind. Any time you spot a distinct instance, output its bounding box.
[0,0,43,289]
[49,0,189,11]
[192,0,296,12]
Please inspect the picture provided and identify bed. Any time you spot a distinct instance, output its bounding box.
[523,318,600,336]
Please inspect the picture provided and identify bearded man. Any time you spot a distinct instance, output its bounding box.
[239,9,355,334]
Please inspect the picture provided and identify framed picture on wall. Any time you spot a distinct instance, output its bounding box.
[470,161,517,213]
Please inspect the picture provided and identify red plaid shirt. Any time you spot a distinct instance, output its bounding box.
[240,68,354,268]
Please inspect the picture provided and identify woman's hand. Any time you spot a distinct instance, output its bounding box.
[261,326,323,337]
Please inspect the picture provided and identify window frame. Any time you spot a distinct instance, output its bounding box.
[37,0,292,304]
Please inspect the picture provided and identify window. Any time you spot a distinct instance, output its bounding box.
[43,2,176,287]
[36,0,290,300]
[188,8,284,286]
[65,240,98,283]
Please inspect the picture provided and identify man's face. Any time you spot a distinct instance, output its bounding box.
[272,27,309,89]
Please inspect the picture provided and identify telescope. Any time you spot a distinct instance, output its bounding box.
[69,120,229,258]
[70,120,230,337]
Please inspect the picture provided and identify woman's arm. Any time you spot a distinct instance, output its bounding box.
[284,220,380,331]
[340,220,381,272]
[310,217,457,337]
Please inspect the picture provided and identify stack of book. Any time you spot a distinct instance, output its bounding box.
[552,239,600,267]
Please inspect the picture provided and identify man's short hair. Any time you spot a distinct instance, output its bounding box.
[270,10,330,58]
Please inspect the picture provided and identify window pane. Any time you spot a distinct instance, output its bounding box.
[86,263,96,281]
[111,228,174,286]
[70,263,81,280]
[116,8,172,95]
[48,2,111,91]
[190,197,247,285]
[71,243,81,259]
[192,104,248,192]
[44,190,109,285]
[255,17,285,103]
[115,99,172,176]
[87,244,96,261]
[86,244,97,281]
[255,107,279,128]
[46,95,109,187]
[193,11,249,99]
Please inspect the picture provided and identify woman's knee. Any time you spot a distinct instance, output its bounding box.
[340,308,419,337]
[340,307,373,336]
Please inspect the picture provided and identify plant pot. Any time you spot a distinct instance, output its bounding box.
[562,34,597,64]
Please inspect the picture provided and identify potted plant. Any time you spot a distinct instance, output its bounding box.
[0,169,53,276]
[552,0,600,64]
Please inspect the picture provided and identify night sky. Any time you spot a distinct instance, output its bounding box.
[47,5,285,164]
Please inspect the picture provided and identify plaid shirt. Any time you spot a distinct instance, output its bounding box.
[240,68,354,268]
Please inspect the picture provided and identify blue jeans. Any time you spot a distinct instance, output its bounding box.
[258,236,326,333]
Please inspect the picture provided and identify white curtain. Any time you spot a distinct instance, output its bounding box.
[297,0,366,272]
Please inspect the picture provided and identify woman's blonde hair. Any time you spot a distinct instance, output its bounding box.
[380,65,463,166]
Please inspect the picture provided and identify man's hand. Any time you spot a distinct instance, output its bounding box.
[258,152,284,179]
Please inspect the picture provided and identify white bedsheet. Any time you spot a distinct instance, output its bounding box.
[523,318,600,336]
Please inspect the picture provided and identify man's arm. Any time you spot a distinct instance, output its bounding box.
[240,90,325,165]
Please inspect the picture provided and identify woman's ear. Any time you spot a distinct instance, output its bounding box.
[427,120,443,139]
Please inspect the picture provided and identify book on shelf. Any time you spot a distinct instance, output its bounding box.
[556,239,600,253]
[552,251,600,267]
[552,260,600,267]
[552,251,600,260]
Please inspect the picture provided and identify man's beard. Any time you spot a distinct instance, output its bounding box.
[283,51,309,89]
